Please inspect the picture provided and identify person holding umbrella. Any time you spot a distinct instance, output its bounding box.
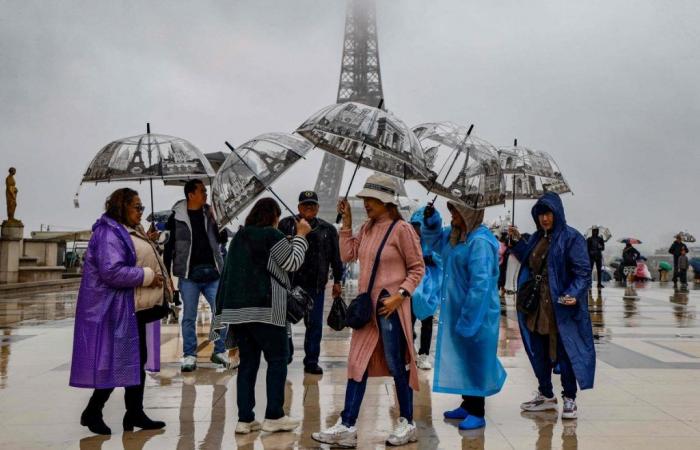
[508,192,594,420]
[435,201,507,431]
[620,240,641,287]
[669,234,690,288]
[587,227,605,289]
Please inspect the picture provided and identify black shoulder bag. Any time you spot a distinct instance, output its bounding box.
[346,220,398,330]
[516,250,547,314]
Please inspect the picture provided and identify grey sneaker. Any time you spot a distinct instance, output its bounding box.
[520,391,558,412]
[416,354,432,370]
[181,355,197,372]
[311,418,358,448]
[235,420,261,434]
[386,417,417,446]
[562,397,578,419]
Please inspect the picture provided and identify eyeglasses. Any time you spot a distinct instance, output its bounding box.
[134,205,146,213]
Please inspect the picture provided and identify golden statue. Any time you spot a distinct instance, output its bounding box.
[5,167,18,223]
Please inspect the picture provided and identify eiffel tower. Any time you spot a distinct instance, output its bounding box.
[314,0,387,223]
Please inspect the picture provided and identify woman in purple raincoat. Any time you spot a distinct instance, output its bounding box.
[70,188,166,435]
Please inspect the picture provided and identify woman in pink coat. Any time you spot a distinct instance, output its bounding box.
[312,174,425,448]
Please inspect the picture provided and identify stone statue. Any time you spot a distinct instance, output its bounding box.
[5,167,18,223]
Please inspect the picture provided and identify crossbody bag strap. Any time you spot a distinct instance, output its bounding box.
[366,220,399,295]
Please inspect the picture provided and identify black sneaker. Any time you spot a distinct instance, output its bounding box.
[304,364,323,375]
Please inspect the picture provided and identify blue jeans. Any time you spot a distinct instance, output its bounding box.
[180,278,225,356]
[303,289,326,367]
[529,332,577,399]
[340,303,413,426]
[235,322,288,421]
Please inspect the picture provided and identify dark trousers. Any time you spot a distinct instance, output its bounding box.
[303,289,326,367]
[235,322,288,422]
[411,312,433,355]
[86,314,147,414]
[589,255,603,287]
[673,256,680,283]
[679,269,688,285]
[529,332,577,400]
[460,395,485,418]
[341,305,413,426]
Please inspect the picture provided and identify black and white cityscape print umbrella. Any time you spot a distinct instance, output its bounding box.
[412,121,505,209]
[212,132,313,228]
[586,225,613,242]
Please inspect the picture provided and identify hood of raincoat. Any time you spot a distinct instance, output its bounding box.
[447,201,484,246]
[531,192,566,235]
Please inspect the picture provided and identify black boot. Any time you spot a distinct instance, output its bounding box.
[81,407,112,435]
[123,410,166,432]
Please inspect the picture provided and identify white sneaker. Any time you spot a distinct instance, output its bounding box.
[181,355,197,372]
[520,391,558,412]
[386,417,417,446]
[210,352,230,368]
[235,420,261,434]
[562,397,578,419]
[311,418,358,448]
[261,415,300,432]
[416,354,432,370]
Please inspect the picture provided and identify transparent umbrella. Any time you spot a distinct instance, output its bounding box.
[677,231,696,243]
[77,123,215,217]
[498,140,571,224]
[586,225,612,242]
[212,133,313,228]
[412,121,505,209]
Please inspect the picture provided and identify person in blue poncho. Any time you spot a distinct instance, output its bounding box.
[434,201,507,431]
[507,192,594,420]
[409,206,444,370]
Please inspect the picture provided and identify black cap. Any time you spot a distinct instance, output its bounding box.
[298,190,319,205]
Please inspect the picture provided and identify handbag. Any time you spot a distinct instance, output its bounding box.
[346,220,398,330]
[327,296,348,331]
[516,250,547,314]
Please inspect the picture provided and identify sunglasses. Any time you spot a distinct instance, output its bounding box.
[134,205,146,213]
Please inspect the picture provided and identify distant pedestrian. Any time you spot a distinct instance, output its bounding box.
[278,190,343,375]
[312,174,425,448]
[587,227,605,288]
[213,197,311,434]
[508,192,594,420]
[498,232,510,297]
[437,202,506,431]
[620,242,640,286]
[408,205,443,370]
[70,188,167,435]
[669,235,690,287]
[678,247,689,289]
[164,179,230,372]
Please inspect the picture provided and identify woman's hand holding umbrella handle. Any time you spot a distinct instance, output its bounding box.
[295,218,312,237]
[337,199,352,230]
[507,226,521,241]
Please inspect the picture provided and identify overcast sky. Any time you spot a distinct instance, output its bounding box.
[2,0,699,253]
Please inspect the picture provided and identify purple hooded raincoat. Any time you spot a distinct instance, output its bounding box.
[69,214,146,389]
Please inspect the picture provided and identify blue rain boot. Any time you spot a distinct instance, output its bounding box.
[444,407,469,420]
[458,415,486,430]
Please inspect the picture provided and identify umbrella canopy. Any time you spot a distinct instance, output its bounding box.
[689,258,700,272]
[212,132,313,228]
[498,145,571,199]
[659,261,673,271]
[412,122,505,209]
[81,133,215,183]
[677,231,696,243]
[619,237,642,245]
[586,225,612,242]
[296,101,429,181]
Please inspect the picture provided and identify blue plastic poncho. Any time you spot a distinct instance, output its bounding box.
[432,224,507,396]
[410,207,443,320]
[512,192,596,390]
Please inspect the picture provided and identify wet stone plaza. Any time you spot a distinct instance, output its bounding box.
[2,282,700,449]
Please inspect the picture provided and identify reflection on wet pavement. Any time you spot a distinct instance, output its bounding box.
[2,283,700,448]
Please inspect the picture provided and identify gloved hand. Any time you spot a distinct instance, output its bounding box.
[424,204,436,219]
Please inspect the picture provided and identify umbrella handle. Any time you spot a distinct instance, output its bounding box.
[336,144,367,224]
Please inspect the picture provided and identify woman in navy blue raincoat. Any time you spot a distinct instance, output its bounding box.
[434,202,506,430]
[508,192,594,420]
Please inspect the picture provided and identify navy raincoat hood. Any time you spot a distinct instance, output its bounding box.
[512,192,596,390]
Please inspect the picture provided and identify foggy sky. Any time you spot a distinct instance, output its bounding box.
[2,0,699,254]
